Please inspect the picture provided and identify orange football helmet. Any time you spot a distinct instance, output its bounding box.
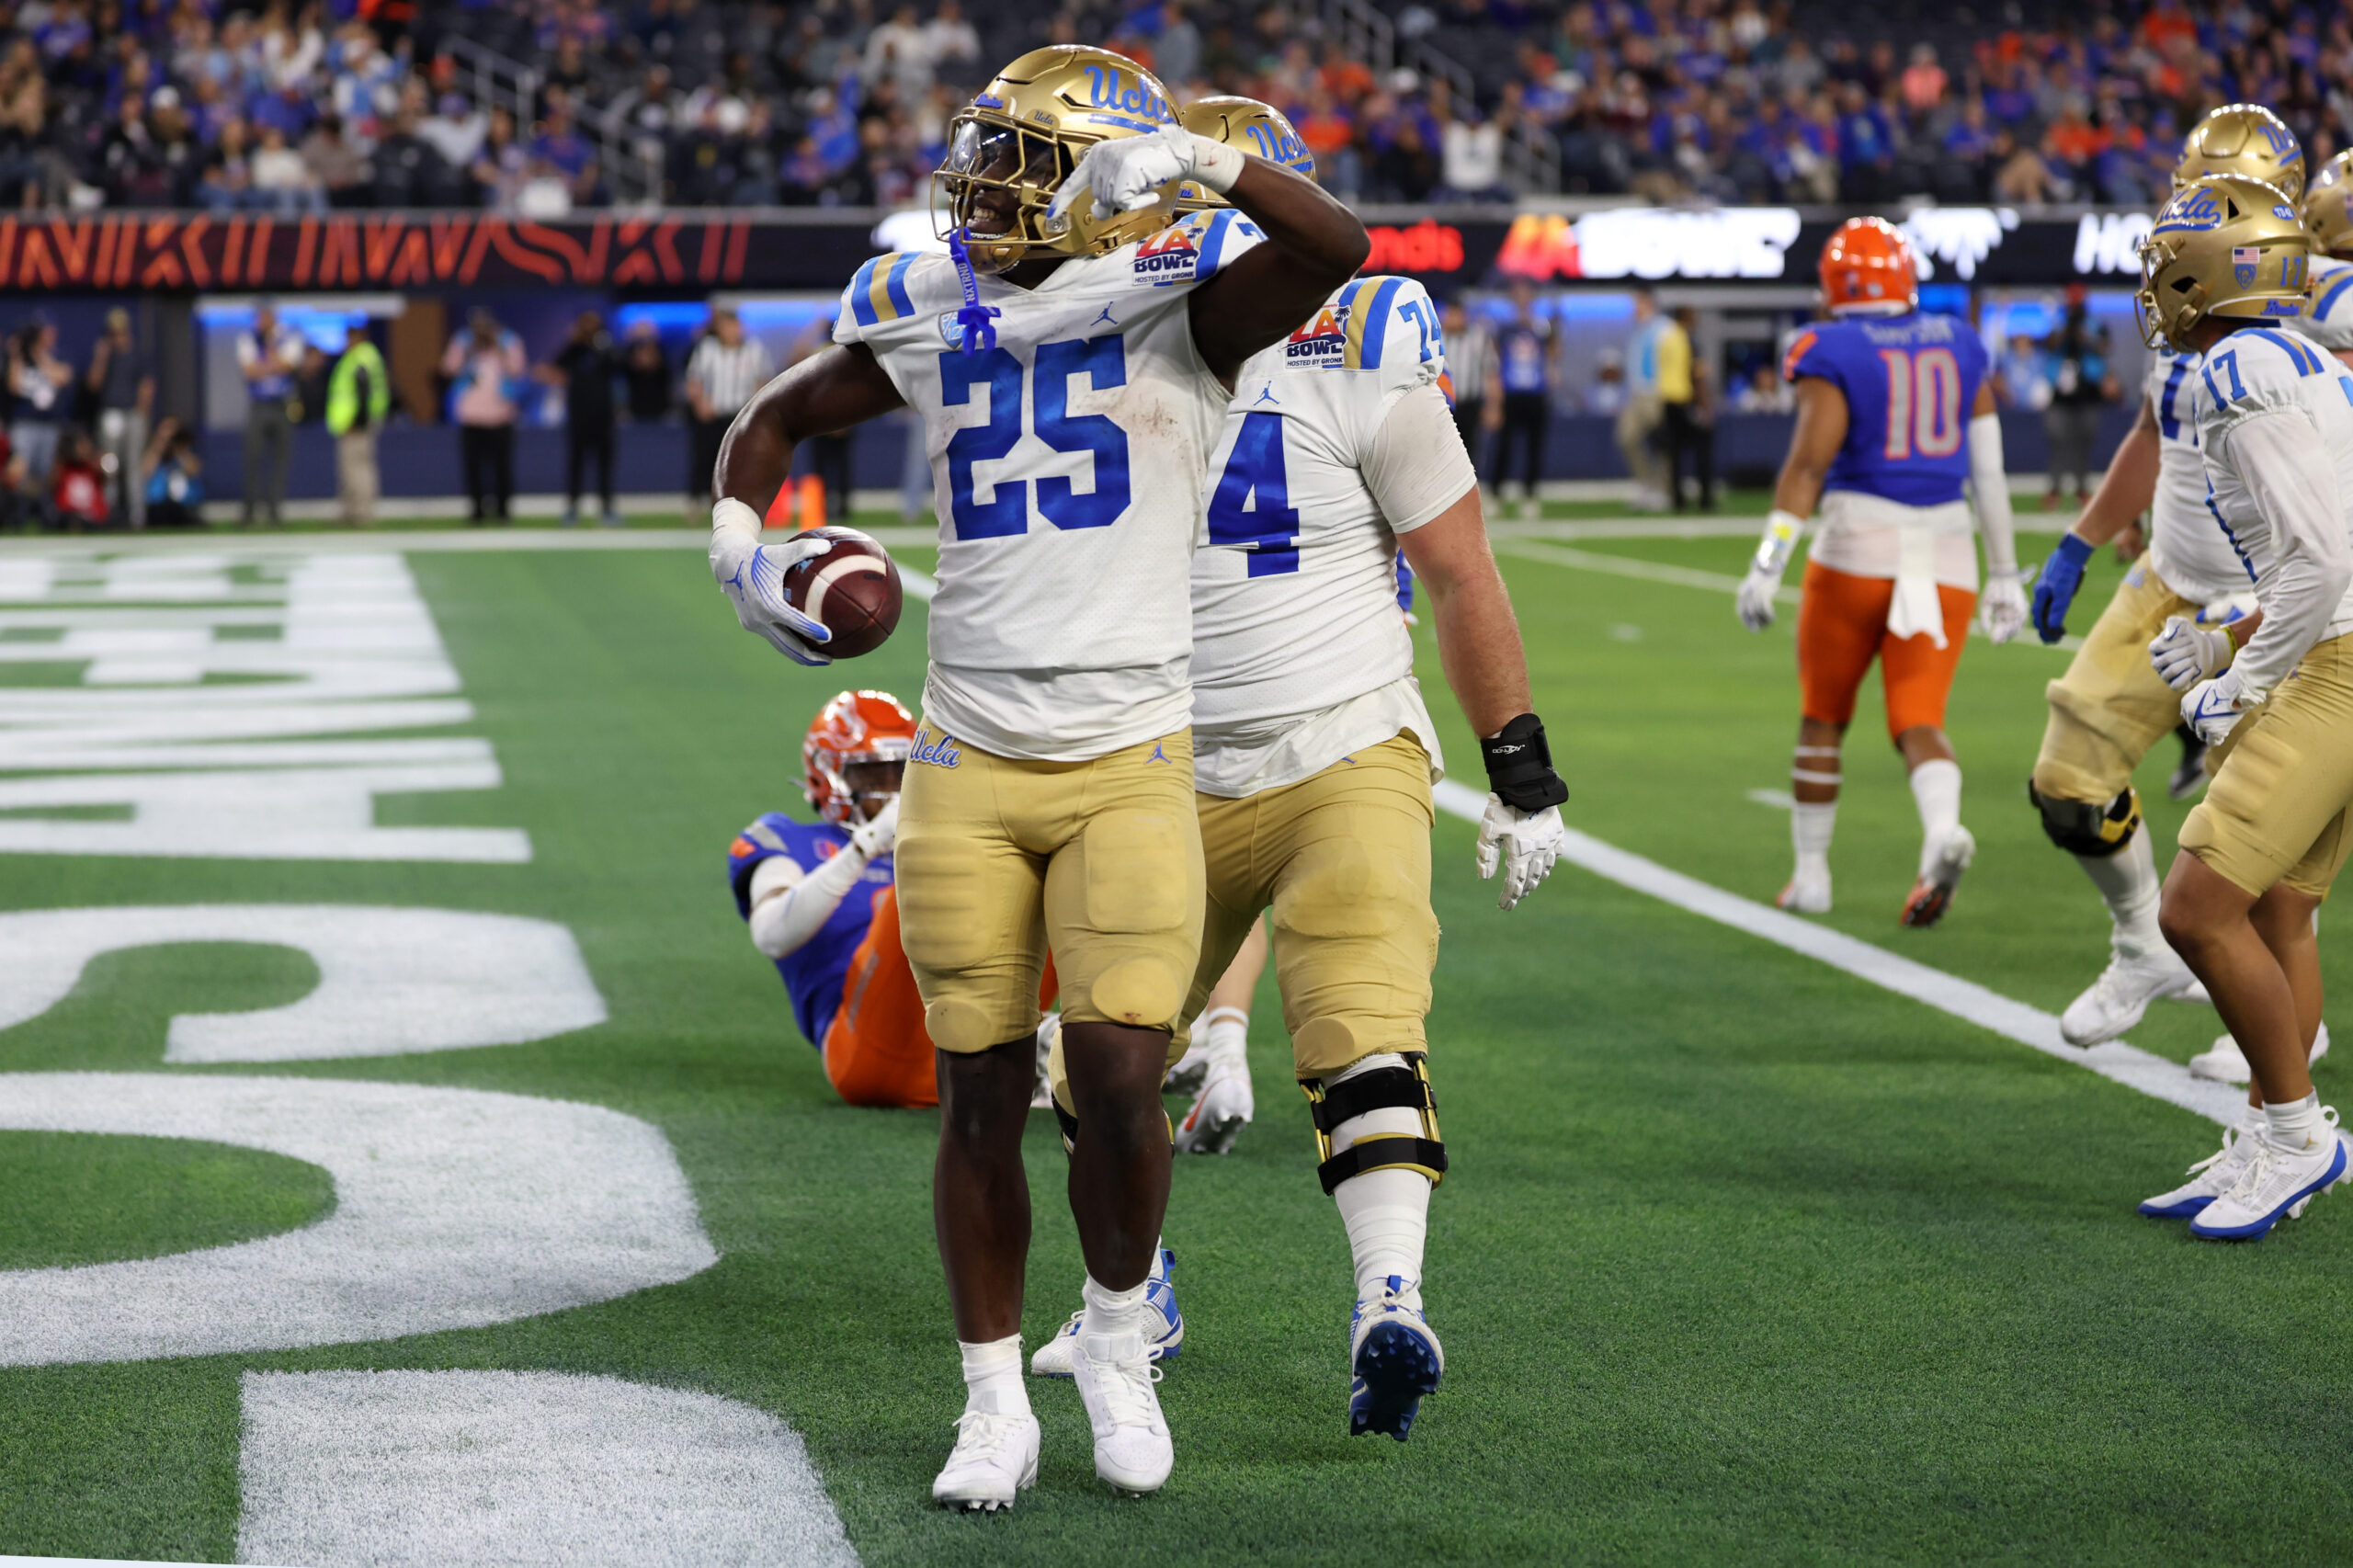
[1817,217,1920,316]
[803,689,916,826]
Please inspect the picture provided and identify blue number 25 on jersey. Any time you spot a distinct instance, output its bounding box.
[938,336,1131,540]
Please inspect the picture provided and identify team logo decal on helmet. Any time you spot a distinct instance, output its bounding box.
[1175,96,1315,210]
[803,688,916,826]
[934,46,1180,274]
[2135,175,2314,351]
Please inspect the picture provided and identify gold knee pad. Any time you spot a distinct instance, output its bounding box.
[893,816,1047,1053]
[1270,832,1436,1075]
[1301,1051,1446,1195]
[1049,799,1203,1033]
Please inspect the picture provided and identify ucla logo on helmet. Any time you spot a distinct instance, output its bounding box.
[2157,187,2225,232]
[1081,64,1170,125]
[2260,123,2300,155]
[1243,121,1312,171]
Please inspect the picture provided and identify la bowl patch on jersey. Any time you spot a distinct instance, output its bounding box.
[1133,225,1203,282]
[1286,301,1350,366]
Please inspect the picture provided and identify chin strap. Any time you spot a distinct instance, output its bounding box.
[946,230,1000,355]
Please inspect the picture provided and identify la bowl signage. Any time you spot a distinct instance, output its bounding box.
[1497,207,1803,280]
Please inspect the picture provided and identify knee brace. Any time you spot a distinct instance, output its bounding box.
[2029,779,2141,858]
[1301,1051,1447,1196]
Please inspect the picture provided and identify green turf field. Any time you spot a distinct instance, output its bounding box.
[3,517,2351,1567]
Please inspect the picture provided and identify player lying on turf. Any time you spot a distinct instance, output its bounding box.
[710,47,1369,1509]
[1026,97,1570,1447]
[2131,176,2349,1240]
[2021,107,2319,1066]
[1735,217,2026,925]
[726,689,1060,1109]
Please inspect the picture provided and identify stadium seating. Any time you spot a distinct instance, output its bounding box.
[0,0,2340,212]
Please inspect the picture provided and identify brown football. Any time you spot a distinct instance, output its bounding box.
[780,526,904,659]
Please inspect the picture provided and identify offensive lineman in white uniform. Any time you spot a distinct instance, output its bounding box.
[2131,175,2351,1238]
[710,47,1370,1507]
[1028,99,1569,1443]
[2020,108,2315,1060]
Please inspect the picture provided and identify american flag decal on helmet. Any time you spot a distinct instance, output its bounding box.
[2233,245,2260,286]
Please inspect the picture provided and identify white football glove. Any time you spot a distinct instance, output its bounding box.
[1736,563,1784,632]
[2149,613,2234,692]
[2180,668,2249,746]
[1475,794,1566,911]
[1049,125,1242,220]
[848,795,899,861]
[1979,569,2027,645]
[710,498,834,665]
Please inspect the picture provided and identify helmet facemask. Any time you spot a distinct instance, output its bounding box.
[936,114,1076,274]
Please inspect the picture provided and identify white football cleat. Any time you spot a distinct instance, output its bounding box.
[1163,1037,1212,1096]
[1030,1014,1058,1112]
[1172,1059,1253,1154]
[2188,1111,2347,1241]
[1349,1277,1444,1441]
[2188,1022,2332,1085]
[931,1407,1040,1511]
[1899,824,1974,928]
[2139,1112,2263,1219]
[1030,1247,1184,1378]
[2060,943,2201,1046]
[2171,978,2213,1006]
[1777,872,1832,915]
[1071,1329,1173,1494]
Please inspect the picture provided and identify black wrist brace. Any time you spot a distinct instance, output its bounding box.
[1480,712,1568,812]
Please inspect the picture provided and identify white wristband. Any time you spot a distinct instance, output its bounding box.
[712,496,763,541]
[1754,508,1803,575]
[1188,132,1245,194]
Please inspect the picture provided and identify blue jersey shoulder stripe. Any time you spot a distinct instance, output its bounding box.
[2318,269,2353,318]
[883,253,916,320]
[1354,277,1404,369]
[847,257,883,327]
[2250,327,2321,375]
[1196,209,1238,278]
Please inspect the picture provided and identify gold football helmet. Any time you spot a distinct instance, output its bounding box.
[2302,149,2353,257]
[1175,95,1315,209]
[935,46,1179,274]
[2175,103,2305,200]
[2135,175,2313,350]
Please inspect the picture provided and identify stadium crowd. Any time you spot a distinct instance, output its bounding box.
[0,0,2345,210]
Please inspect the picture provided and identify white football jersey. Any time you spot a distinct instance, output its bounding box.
[2298,256,2353,353]
[834,207,1262,760]
[2194,326,2353,645]
[1190,274,1472,796]
[2144,346,2256,602]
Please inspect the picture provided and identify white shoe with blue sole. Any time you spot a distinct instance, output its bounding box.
[1029,1246,1183,1377]
[2188,1114,2347,1241]
[2140,1113,2263,1219]
[1349,1277,1443,1441]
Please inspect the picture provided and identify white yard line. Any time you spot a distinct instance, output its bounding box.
[1430,779,2242,1126]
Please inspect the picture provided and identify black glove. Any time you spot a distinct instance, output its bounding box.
[1480,712,1568,812]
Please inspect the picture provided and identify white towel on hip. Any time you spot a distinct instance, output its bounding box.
[1885,525,1947,648]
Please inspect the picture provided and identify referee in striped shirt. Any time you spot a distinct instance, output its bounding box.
[686,302,775,511]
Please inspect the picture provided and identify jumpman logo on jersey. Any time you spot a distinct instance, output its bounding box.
[1147,744,1169,764]
[1093,305,1118,327]
[1254,385,1279,405]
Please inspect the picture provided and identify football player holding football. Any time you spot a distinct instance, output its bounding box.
[2131,175,2349,1239]
[710,48,1369,1509]
[1026,98,1569,1448]
[1735,217,2025,924]
[2022,107,2320,1064]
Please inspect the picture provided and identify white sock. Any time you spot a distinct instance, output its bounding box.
[2265,1092,2326,1153]
[1080,1273,1148,1344]
[959,1334,1029,1417]
[1198,1006,1249,1068]
[2075,828,2165,958]
[1325,1052,1431,1310]
[1909,758,1962,876]
[1790,801,1836,881]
